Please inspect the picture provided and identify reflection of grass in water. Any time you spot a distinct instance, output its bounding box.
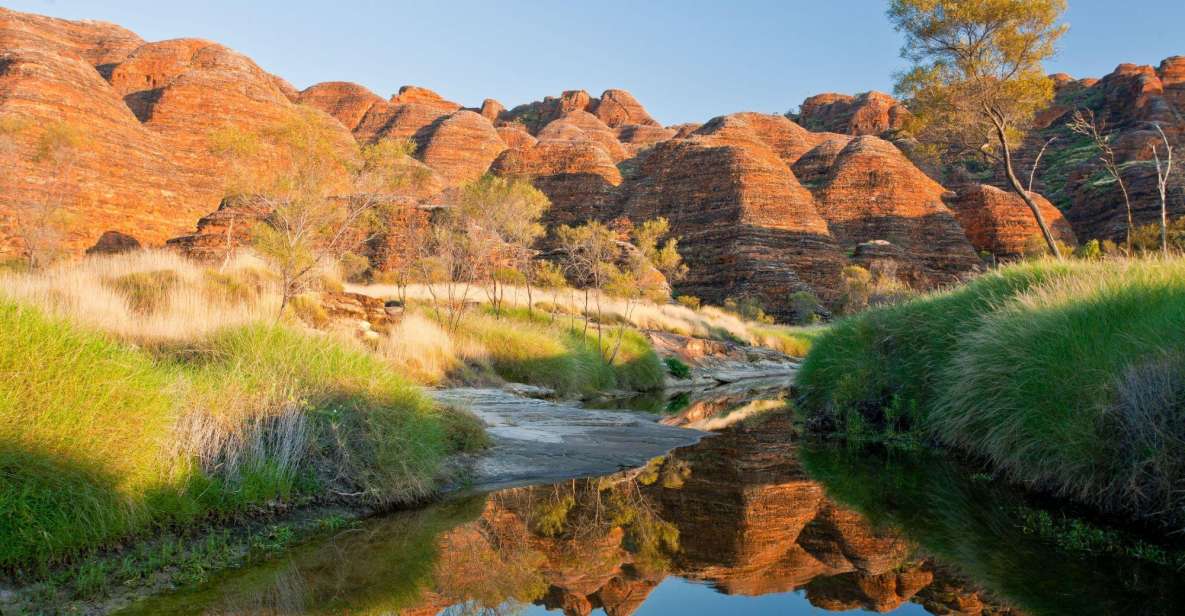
[119,496,488,615]
[800,444,1185,616]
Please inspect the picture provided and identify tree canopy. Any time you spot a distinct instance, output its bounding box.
[890,0,1068,255]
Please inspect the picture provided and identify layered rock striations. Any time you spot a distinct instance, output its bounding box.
[797,91,910,136]
[7,6,1171,315]
[944,184,1077,258]
[808,136,982,286]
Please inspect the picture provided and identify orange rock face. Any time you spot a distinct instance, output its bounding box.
[798,91,910,136]
[490,138,623,226]
[0,7,143,77]
[4,5,1126,312]
[621,128,847,309]
[592,88,660,128]
[297,81,384,132]
[0,43,200,254]
[945,184,1077,258]
[809,136,981,286]
[416,110,507,186]
[537,110,628,161]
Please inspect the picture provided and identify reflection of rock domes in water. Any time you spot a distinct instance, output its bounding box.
[392,411,1016,616]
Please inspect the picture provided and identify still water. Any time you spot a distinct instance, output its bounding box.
[123,386,1185,615]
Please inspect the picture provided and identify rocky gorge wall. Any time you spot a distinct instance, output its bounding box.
[4,7,1178,317]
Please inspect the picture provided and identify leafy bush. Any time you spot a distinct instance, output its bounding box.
[663,357,691,379]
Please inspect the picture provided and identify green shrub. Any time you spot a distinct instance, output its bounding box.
[663,357,691,379]
[675,295,701,310]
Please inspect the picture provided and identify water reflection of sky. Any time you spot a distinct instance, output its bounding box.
[517,577,932,615]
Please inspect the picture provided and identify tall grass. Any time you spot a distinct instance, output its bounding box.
[0,253,482,573]
[797,257,1185,529]
[378,307,665,395]
[0,250,277,343]
[352,281,812,355]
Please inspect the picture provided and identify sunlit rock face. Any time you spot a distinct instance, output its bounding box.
[944,184,1077,258]
[798,91,911,136]
[7,5,1176,310]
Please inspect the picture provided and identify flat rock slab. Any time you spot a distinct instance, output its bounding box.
[433,388,707,491]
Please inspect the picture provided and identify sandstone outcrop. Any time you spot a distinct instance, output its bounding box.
[296,81,385,132]
[491,139,623,226]
[798,91,910,136]
[502,88,659,136]
[591,88,660,128]
[620,130,847,311]
[944,184,1077,258]
[809,136,981,286]
[165,195,272,261]
[416,110,507,186]
[478,97,505,122]
[0,44,201,254]
[85,230,141,255]
[537,110,628,161]
[0,7,143,77]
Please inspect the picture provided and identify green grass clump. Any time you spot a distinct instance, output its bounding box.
[101,269,181,315]
[460,308,663,395]
[664,357,691,379]
[797,258,1185,529]
[0,300,473,573]
[750,324,826,357]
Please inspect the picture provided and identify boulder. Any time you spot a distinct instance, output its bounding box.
[85,230,142,255]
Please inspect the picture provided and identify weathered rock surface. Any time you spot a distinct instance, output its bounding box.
[0,42,200,254]
[0,6,143,77]
[538,110,628,161]
[620,131,848,311]
[945,184,1077,258]
[995,58,1185,242]
[85,230,141,255]
[491,138,623,226]
[296,81,384,132]
[809,136,981,287]
[7,5,1179,315]
[798,91,910,136]
[430,388,707,491]
[165,195,271,261]
[416,110,506,186]
[591,88,660,128]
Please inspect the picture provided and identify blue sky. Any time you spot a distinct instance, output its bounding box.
[7,0,1185,124]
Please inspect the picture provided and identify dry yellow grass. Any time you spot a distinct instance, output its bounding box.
[349,282,810,353]
[0,250,280,343]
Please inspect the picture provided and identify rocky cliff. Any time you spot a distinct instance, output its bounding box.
[5,7,1177,317]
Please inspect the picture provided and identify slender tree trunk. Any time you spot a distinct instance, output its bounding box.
[995,118,1062,258]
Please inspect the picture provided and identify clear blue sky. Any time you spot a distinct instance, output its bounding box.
[7,0,1185,125]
